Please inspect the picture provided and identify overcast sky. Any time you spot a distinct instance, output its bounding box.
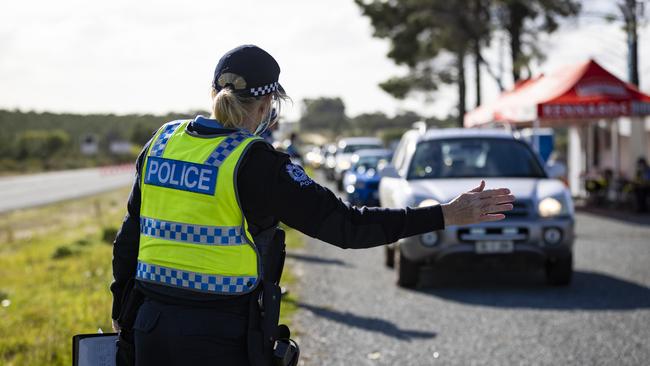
[0,0,648,121]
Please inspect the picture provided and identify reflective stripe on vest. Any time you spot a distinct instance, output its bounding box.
[136,261,256,293]
[204,132,249,167]
[140,216,245,246]
[149,121,182,157]
[137,120,261,295]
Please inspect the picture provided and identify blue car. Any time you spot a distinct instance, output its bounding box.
[343,149,392,206]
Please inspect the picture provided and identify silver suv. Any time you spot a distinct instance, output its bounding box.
[379,128,574,287]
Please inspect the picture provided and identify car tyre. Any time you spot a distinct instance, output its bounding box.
[385,246,395,268]
[545,253,573,286]
[396,246,419,288]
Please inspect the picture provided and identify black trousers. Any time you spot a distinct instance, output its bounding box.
[134,298,250,366]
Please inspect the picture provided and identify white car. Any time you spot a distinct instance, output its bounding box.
[334,137,383,190]
[379,128,574,288]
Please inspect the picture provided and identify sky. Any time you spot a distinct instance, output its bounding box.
[0,0,649,122]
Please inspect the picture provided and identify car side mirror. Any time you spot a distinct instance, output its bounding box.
[379,164,400,178]
[546,161,566,179]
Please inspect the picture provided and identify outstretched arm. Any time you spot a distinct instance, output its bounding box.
[238,144,513,249]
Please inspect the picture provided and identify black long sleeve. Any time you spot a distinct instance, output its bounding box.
[110,141,149,319]
[238,142,444,249]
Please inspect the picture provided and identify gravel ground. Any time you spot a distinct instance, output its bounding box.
[290,184,650,365]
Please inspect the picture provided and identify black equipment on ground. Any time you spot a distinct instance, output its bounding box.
[72,333,118,366]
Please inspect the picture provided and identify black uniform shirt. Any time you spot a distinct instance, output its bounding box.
[111,116,445,319]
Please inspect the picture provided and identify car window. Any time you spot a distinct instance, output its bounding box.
[352,155,392,174]
[343,144,382,154]
[407,138,546,179]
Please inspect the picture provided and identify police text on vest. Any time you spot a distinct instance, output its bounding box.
[144,157,217,195]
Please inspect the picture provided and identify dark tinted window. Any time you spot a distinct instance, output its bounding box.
[407,138,545,179]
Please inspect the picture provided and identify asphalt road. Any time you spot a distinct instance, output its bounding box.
[291,173,650,366]
[0,165,134,213]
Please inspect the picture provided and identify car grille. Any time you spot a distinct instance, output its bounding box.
[505,200,531,220]
[457,227,529,243]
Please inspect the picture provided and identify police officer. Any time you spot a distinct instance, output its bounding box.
[111,44,514,366]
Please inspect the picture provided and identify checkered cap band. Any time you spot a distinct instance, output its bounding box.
[136,261,257,294]
[204,131,251,167]
[250,82,279,97]
[140,217,245,245]
[149,121,183,157]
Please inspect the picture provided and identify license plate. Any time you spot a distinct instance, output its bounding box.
[475,240,514,254]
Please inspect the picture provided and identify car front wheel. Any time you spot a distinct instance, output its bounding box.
[396,246,420,288]
[545,254,573,286]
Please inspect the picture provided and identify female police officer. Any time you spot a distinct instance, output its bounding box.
[111,44,514,366]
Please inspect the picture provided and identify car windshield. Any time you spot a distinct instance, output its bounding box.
[407,138,546,179]
[352,155,391,174]
[343,144,382,154]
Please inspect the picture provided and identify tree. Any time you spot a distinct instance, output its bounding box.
[351,110,425,133]
[495,0,581,82]
[16,130,70,160]
[357,0,492,127]
[352,112,392,132]
[357,0,581,126]
[299,97,348,133]
[619,0,643,86]
[130,122,156,146]
[471,0,492,107]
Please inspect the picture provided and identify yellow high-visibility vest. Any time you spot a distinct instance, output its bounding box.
[136,120,261,294]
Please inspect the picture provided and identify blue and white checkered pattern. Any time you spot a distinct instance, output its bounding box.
[204,132,250,167]
[136,261,257,294]
[250,82,279,97]
[140,216,245,245]
[149,121,183,157]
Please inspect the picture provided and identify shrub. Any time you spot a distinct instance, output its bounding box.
[102,227,118,244]
[51,246,75,259]
[74,238,91,246]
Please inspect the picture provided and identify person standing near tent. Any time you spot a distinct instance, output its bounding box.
[634,157,650,212]
[110,44,515,366]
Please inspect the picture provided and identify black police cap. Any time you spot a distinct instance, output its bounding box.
[212,45,285,98]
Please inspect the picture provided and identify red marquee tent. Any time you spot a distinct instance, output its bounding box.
[464,59,650,127]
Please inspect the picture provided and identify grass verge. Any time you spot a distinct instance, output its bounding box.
[0,188,130,366]
[0,188,306,365]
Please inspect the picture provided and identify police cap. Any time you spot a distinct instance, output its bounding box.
[212,44,285,98]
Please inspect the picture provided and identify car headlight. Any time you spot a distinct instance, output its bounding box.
[538,197,564,217]
[418,199,441,247]
[346,174,357,186]
[419,199,440,207]
[420,231,439,247]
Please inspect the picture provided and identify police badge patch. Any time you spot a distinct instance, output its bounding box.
[285,163,313,187]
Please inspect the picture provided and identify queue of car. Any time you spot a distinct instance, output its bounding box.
[307,125,575,289]
[342,149,392,206]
